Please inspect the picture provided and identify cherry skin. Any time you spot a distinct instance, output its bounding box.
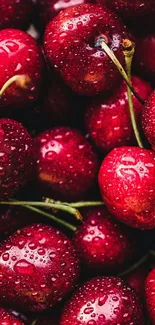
[145,269,155,324]
[44,3,128,96]
[9,310,33,325]
[124,266,148,299]
[135,34,155,80]
[97,0,155,26]
[60,276,144,325]
[85,76,152,153]
[0,0,33,30]
[36,0,95,31]
[73,206,136,274]
[0,29,44,110]
[42,75,74,126]
[98,146,155,230]
[0,308,25,325]
[0,223,80,312]
[0,118,36,200]
[0,206,43,240]
[35,127,99,201]
[142,90,155,150]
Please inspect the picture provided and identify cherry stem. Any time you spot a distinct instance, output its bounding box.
[0,200,83,221]
[117,254,148,277]
[0,74,30,97]
[100,40,144,105]
[31,320,37,325]
[23,204,77,231]
[122,39,144,148]
[44,197,104,208]
[149,249,155,256]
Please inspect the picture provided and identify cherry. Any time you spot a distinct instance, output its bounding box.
[145,269,155,324]
[0,307,25,325]
[134,34,155,80]
[0,118,36,200]
[73,206,136,274]
[85,76,152,153]
[124,266,148,299]
[142,90,155,150]
[0,223,80,312]
[36,0,95,31]
[60,276,144,325]
[0,29,44,110]
[9,309,32,325]
[43,3,129,96]
[42,75,74,126]
[98,146,155,230]
[0,0,33,30]
[97,0,155,26]
[35,127,99,201]
[0,206,42,240]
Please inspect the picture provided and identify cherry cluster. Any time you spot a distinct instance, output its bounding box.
[0,0,155,325]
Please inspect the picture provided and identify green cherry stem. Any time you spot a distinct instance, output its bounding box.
[100,40,144,105]
[31,320,37,325]
[23,205,77,232]
[117,254,148,277]
[149,250,155,257]
[0,75,31,97]
[44,197,104,208]
[0,200,83,221]
[122,39,144,148]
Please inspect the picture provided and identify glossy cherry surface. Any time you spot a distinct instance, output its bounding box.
[37,0,95,30]
[60,277,144,325]
[35,127,99,200]
[0,224,80,312]
[44,4,128,96]
[0,118,35,200]
[145,269,155,324]
[73,206,136,273]
[0,29,43,110]
[0,308,25,325]
[99,146,155,230]
[85,76,152,153]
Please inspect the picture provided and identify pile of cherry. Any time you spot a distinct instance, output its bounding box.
[2,0,155,324]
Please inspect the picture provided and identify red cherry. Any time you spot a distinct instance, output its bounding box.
[97,0,155,25]
[85,76,152,153]
[0,0,33,30]
[135,34,155,80]
[60,276,144,325]
[142,90,155,150]
[42,75,74,126]
[73,206,136,273]
[44,4,129,96]
[98,146,155,230]
[36,0,95,30]
[0,206,43,240]
[35,127,99,201]
[0,308,25,325]
[0,118,36,200]
[0,223,80,312]
[0,29,44,110]
[124,266,148,299]
[145,269,155,324]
